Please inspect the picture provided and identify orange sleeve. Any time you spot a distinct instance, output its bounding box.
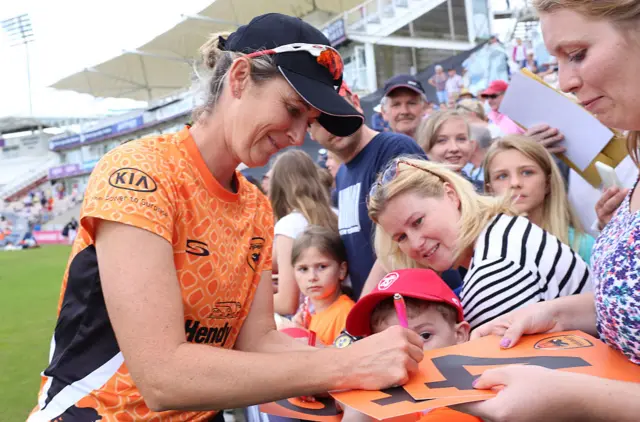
[80,140,176,243]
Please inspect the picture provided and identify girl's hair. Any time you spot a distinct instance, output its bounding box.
[367,157,517,271]
[482,135,586,249]
[416,110,470,153]
[269,150,338,232]
[318,167,334,196]
[192,32,280,121]
[532,0,640,166]
[291,225,348,266]
[456,99,487,121]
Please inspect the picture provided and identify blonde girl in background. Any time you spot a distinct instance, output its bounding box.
[367,157,592,329]
[270,149,338,317]
[483,135,595,264]
[292,226,354,345]
[415,110,483,192]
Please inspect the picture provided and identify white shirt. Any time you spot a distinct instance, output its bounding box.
[274,209,339,239]
[461,214,592,328]
[274,212,309,239]
[445,75,464,95]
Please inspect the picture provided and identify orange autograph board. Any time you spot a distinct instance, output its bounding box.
[259,397,342,422]
[403,330,640,401]
[330,387,485,421]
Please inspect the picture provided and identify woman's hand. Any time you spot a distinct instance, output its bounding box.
[471,294,597,347]
[459,365,582,422]
[339,325,424,390]
[470,300,565,348]
[595,187,628,230]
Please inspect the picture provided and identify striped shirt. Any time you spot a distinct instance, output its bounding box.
[461,214,592,328]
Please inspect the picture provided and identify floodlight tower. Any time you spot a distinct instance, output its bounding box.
[1,14,35,116]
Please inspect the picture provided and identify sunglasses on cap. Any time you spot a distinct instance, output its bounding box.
[368,159,443,201]
[246,43,344,81]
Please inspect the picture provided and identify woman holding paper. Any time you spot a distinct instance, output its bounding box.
[466,0,640,421]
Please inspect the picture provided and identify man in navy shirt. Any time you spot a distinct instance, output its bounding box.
[308,83,426,299]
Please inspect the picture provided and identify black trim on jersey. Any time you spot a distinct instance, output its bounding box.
[41,245,120,411]
[53,405,102,421]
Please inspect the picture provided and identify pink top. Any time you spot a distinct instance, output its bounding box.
[488,110,525,135]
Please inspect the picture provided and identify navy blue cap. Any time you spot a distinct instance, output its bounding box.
[224,13,364,137]
[383,74,426,97]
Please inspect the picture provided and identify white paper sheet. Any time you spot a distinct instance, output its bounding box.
[499,72,614,172]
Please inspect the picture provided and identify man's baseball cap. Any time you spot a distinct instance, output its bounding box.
[481,80,509,97]
[345,268,464,337]
[223,13,364,137]
[383,74,426,97]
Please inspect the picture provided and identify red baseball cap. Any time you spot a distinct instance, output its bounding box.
[481,80,509,97]
[345,269,464,337]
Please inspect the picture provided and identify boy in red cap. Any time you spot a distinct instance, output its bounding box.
[340,268,481,422]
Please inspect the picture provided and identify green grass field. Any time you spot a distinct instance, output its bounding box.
[0,245,72,421]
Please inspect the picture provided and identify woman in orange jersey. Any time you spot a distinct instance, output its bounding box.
[29,13,425,422]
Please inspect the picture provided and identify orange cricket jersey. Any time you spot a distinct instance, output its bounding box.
[308,294,355,345]
[29,126,274,422]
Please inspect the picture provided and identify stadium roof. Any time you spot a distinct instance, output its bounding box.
[50,0,361,101]
[0,116,97,135]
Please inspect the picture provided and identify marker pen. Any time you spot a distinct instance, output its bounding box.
[394,293,408,328]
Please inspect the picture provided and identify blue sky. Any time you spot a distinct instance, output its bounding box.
[0,0,523,120]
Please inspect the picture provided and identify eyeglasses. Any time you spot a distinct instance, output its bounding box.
[482,93,503,99]
[368,159,441,201]
[246,43,344,81]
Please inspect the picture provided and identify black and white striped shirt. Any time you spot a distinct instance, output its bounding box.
[461,214,592,328]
